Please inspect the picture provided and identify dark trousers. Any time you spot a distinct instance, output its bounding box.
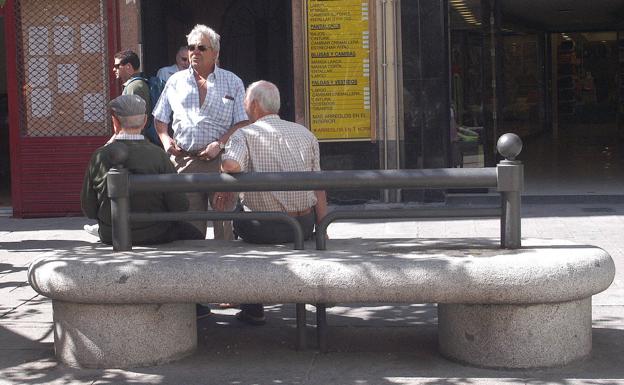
[233,209,315,244]
[138,221,204,245]
[234,207,316,317]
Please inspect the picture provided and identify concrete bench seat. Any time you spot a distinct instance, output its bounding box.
[28,237,614,369]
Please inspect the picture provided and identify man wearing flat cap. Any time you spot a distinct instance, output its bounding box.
[81,94,203,245]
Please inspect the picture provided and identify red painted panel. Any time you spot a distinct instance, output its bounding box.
[15,137,108,218]
[6,0,120,218]
[3,0,22,216]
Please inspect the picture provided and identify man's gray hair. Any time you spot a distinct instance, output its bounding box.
[116,115,146,130]
[247,80,280,114]
[187,24,220,52]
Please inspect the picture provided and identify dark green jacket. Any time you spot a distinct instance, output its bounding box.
[81,139,187,244]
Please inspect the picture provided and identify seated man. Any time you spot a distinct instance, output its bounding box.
[221,80,328,324]
[81,94,203,245]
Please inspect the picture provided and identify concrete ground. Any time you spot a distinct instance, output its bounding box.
[1,202,623,385]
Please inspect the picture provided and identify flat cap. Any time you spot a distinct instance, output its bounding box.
[109,94,146,117]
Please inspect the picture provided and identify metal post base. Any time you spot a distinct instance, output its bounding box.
[316,303,327,353]
[296,303,306,350]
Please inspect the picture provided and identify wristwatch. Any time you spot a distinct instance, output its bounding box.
[218,141,226,150]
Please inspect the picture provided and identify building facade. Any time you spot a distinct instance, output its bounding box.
[2,0,623,217]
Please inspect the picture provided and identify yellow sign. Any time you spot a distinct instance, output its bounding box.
[307,0,371,140]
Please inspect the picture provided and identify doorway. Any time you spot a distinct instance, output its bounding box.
[0,15,10,208]
[520,31,624,195]
[140,0,295,121]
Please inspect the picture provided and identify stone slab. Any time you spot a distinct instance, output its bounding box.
[28,238,614,305]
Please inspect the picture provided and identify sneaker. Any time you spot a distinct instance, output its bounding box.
[83,224,99,238]
[236,310,266,326]
[196,304,212,319]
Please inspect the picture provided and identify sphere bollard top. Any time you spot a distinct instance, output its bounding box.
[106,141,129,168]
[497,133,522,161]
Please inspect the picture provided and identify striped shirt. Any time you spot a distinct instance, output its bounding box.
[223,115,320,212]
[152,66,247,152]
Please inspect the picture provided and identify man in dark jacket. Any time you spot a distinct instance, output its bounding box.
[81,94,202,245]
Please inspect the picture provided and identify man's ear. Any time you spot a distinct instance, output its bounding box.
[111,115,122,134]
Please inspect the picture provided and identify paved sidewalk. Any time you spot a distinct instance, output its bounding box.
[0,202,623,385]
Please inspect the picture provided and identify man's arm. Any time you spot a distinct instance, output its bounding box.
[313,190,328,224]
[155,119,181,156]
[201,120,250,160]
[80,159,99,219]
[221,159,241,173]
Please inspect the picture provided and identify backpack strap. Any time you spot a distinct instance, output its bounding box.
[125,76,149,86]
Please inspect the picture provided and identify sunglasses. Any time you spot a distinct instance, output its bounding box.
[187,44,210,52]
[113,62,125,69]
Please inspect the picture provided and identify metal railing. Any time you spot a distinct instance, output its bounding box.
[107,133,524,252]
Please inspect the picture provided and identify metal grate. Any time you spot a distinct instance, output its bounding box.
[14,0,110,137]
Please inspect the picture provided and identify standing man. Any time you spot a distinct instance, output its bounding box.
[156,45,190,83]
[153,24,248,240]
[113,50,151,112]
[81,94,203,245]
[221,80,328,325]
[113,49,158,145]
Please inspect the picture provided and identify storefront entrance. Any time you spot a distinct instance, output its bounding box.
[140,0,295,121]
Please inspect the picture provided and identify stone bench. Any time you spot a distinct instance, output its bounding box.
[28,237,614,369]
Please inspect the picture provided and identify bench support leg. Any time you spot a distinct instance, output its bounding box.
[52,301,196,369]
[296,303,306,350]
[316,303,327,353]
[438,298,592,369]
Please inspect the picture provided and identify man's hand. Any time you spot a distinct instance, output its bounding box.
[212,191,235,211]
[165,138,182,157]
[198,141,222,160]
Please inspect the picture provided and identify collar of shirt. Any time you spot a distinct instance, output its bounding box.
[188,65,223,80]
[115,133,145,140]
[255,114,280,123]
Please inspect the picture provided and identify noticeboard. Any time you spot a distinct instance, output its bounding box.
[306,0,372,141]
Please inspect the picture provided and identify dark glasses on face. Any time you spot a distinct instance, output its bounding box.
[113,62,124,69]
[187,44,209,52]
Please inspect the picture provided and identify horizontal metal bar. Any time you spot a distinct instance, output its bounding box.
[315,207,501,250]
[130,211,305,250]
[128,169,498,193]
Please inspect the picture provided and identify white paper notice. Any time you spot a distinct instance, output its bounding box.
[53,26,74,55]
[81,24,102,53]
[27,58,49,87]
[83,93,105,122]
[28,27,48,55]
[31,88,53,118]
[57,64,78,93]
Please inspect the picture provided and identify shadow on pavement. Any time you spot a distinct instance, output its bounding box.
[1,303,622,385]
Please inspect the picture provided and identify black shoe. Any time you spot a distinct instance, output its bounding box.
[196,304,212,319]
[236,310,266,326]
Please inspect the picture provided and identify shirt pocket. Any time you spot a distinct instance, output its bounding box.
[212,96,234,125]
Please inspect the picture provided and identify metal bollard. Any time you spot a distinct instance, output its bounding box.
[496,133,523,249]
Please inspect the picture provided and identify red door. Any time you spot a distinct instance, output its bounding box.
[4,0,118,217]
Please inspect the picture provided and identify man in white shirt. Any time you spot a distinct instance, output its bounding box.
[221,80,328,325]
[156,46,189,83]
[153,24,249,240]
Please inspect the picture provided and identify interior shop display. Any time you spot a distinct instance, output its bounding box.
[558,39,578,119]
